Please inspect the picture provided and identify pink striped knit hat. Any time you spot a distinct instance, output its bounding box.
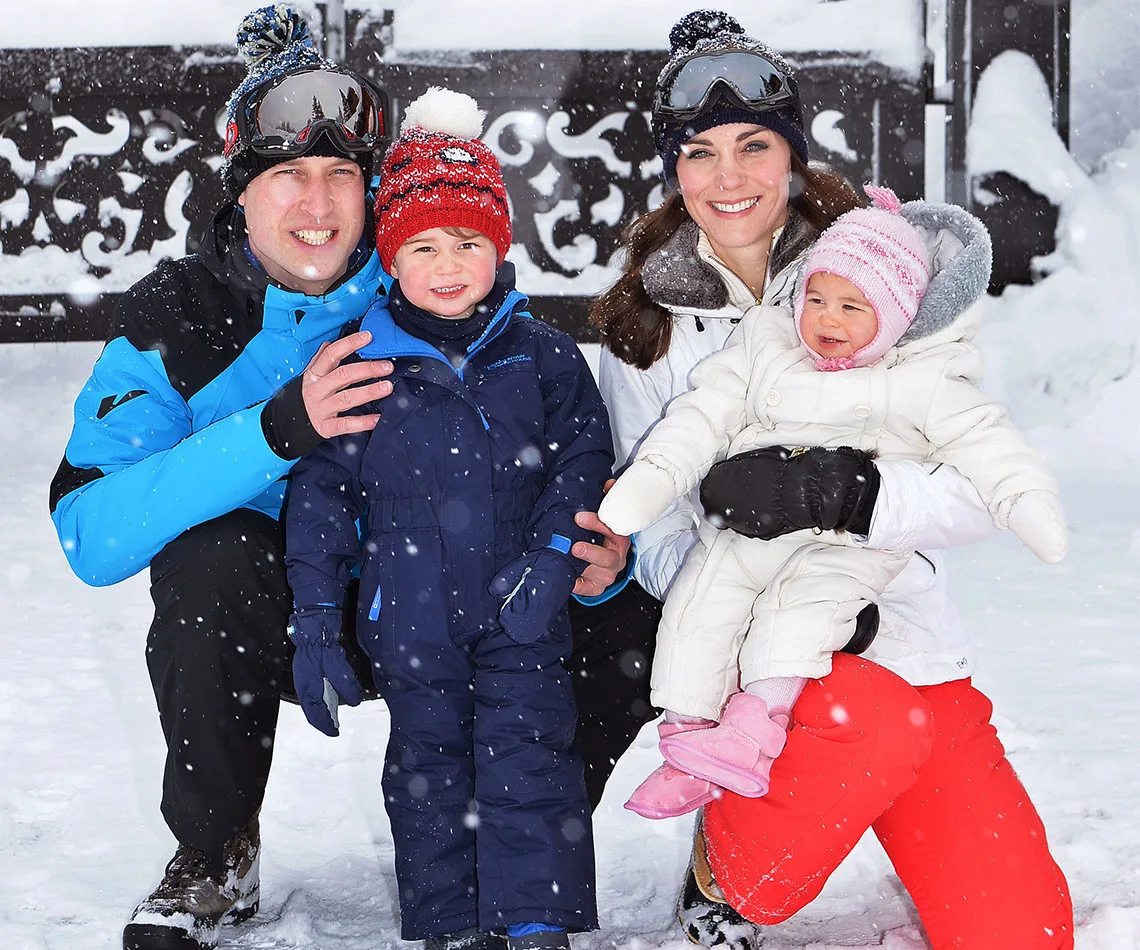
[795,184,932,371]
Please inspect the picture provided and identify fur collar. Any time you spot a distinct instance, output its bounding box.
[640,208,820,313]
[641,219,728,312]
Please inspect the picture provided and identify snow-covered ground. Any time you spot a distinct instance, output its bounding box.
[2,339,1138,950]
[3,134,1140,947]
[3,0,1140,947]
[3,335,1139,950]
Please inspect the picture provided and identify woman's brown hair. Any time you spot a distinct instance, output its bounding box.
[590,151,866,369]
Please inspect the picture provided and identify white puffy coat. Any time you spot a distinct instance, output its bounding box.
[616,294,1066,715]
[598,202,1020,690]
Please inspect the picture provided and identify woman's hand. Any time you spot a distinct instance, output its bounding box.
[572,480,633,597]
[699,446,881,539]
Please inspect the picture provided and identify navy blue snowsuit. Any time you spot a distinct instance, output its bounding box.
[284,275,612,938]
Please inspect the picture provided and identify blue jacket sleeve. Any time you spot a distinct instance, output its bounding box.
[283,431,369,610]
[50,337,294,586]
[525,333,615,558]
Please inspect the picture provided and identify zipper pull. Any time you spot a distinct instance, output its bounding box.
[500,565,532,613]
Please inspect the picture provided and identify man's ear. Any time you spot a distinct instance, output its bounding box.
[387,257,399,279]
[237,191,246,209]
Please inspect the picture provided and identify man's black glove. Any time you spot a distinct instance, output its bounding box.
[699,446,881,541]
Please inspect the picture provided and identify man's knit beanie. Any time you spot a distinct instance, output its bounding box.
[654,10,809,186]
[373,87,512,273]
[221,4,372,199]
[795,184,933,370]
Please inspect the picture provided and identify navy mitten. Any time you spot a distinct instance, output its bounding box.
[287,606,365,737]
[489,549,580,644]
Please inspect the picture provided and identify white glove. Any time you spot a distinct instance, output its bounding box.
[597,461,679,537]
[1006,490,1068,563]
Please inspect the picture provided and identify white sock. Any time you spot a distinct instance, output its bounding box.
[664,709,714,726]
[743,676,807,720]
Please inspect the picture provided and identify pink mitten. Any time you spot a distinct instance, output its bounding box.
[660,693,789,798]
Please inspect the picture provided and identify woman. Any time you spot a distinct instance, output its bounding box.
[589,10,1074,950]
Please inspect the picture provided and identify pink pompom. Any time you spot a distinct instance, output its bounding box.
[863,183,902,214]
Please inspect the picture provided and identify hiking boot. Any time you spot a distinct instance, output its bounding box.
[424,929,510,950]
[122,817,260,950]
[676,818,762,950]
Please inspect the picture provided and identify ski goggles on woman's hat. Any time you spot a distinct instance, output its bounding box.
[224,67,390,160]
[654,49,798,123]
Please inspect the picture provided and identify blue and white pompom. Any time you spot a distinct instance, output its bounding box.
[235,4,314,69]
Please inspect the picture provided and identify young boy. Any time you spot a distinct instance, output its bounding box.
[598,185,1068,818]
[284,87,611,950]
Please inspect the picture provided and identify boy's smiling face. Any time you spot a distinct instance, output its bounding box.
[799,271,880,359]
[389,227,498,320]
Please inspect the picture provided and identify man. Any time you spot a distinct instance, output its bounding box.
[49,7,632,950]
[49,9,394,948]
[48,7,394,949]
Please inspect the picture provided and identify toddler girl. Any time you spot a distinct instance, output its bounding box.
[598,186,1067,818]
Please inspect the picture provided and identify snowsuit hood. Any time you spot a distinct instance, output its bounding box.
[897,200,993,343]
[782,197,994,349]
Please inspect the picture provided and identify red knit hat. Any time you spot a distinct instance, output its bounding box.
[374,87,512,272]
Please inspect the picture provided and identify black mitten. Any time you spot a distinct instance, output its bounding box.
[699,446,881,541]
[842,603,880,655]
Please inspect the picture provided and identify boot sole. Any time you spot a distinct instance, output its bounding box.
[123,923,212,950]
[676,873,761,950]
[122,896,259,950]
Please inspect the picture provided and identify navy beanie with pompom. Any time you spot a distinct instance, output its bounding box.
[668,9,746,53]
[221,4,373,199]
[653,8,809,187]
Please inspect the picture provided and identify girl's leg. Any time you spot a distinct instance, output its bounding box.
[703,653,934,924]
[872,679,1074,950]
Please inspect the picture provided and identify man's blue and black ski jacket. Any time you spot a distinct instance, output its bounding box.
[49,204,388,587]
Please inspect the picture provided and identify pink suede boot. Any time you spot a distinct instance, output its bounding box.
[659,693,790,798]
[624,720,720,819]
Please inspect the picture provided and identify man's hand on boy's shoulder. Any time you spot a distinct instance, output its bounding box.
[303,330,395,438]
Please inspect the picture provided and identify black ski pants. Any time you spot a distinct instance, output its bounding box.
[145,508,661,855]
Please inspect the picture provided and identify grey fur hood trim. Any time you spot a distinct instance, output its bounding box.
[898,200,993,343]
[642,220,728,312]
[641,208,820,313]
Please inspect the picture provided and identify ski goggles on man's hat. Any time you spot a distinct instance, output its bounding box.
[654,48,798,123]
[225,66,390,160]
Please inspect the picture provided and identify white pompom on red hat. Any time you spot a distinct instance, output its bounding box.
[373,86,511,272]
[399,86,487,139]
[795,184,933,370]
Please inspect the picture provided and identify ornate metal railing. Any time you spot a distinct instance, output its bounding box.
[0,12,924,342]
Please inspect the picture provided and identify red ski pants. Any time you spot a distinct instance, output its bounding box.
[703,653,1073,950]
